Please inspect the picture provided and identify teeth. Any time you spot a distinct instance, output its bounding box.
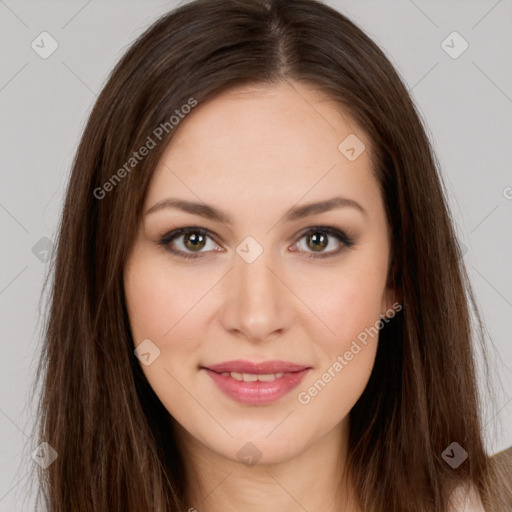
[257,373,276,382]
[220,371,287,382]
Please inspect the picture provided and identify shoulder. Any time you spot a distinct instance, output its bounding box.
[491,445,512,470]
[449,483,485,512]
[450,447,512,512]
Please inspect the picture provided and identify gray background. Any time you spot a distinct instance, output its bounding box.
[1,0,511,509]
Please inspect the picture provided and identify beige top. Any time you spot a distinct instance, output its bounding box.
[450,484,485,512]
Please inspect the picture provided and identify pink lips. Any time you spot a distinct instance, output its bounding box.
[202,359,311,405]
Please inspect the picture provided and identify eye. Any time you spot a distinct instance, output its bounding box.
[158,225,356,260]
[158,226,221,259]
[292,226,356,259]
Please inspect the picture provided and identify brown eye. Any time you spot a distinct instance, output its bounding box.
[159,227,220,259]
[306,232,329,252]
[293,226,356,259]
[183,231,207,251]
[159,225,356,261]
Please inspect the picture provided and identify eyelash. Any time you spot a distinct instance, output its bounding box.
[157,225,356,260]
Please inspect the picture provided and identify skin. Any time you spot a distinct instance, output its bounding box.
[123,80,399,512]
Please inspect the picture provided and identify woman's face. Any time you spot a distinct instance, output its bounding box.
[123,81,397,465]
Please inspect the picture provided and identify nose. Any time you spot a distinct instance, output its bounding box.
[218,244,294,343]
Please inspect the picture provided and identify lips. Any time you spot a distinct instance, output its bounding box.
[204,360,309,374]
[201,360,311,405]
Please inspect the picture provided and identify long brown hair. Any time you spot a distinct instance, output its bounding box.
[28,0,511,510]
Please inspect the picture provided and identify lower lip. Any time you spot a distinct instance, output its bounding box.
[203,368,310,405]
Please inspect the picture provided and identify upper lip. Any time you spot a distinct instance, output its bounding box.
[203,360,311,374]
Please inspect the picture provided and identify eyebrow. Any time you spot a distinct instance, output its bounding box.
[144,196,368,224]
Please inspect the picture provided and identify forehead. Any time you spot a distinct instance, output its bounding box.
[144,81,382,225]
[168,81,365,160]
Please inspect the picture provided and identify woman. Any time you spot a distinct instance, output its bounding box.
[31,0,511,510]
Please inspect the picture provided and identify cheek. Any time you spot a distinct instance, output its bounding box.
[295,278,383,420]
[124,252,206,343]
[292,260,387,354]
[123,254,212,405]
[296,340,378,430]
[291,258,386,413]
[124,256,209,421]
[326,281,384,353]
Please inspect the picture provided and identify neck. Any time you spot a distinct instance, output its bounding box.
[174,417,361,512]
